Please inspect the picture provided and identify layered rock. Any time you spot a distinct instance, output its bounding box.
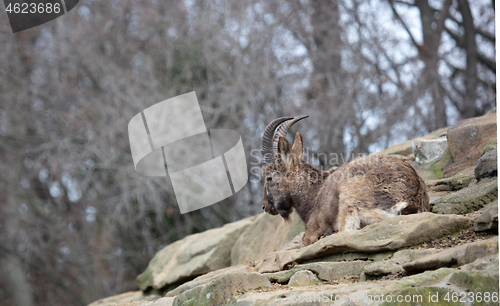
[431,177,497,214]
[402,237,498,273]
[232,255,499,306]
[136,218,253,291]
[230,211,304,266]
[475,149,498,180]
[255,213,469,273]
[474,201,498,232]
[89,110,498,306]
[445,110,497,177]
[172,272,270,305]
[263,261,368,284]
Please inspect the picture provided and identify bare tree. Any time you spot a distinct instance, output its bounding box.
[388,0,495,125]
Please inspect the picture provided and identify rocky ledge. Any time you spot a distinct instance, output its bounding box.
[90,110,498,306]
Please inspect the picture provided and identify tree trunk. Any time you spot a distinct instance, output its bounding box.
[457,0,478,118]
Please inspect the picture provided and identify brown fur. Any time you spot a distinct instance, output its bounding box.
[262,132,429,246]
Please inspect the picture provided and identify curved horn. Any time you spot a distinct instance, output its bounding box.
[272,115,309,154]
[261,117,293,164]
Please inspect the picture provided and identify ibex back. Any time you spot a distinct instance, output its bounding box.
[261,116,430,246]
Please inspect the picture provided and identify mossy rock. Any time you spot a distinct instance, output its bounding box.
[432,177,498,214]
[380,287,461,306]
[172,272,271,306]
[481,138,497,156]
[449,271,499,299]
[231,211,305,266]
[263,261,368,284]
[427,175,475,192]
[413,150,452,181]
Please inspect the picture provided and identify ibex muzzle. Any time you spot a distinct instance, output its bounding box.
[261,116,430,246]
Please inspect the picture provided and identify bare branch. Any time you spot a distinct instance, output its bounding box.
[387,0,421,50]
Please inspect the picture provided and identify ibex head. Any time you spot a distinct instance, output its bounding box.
[261,116,310,221]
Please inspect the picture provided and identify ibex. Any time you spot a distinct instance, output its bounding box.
[261,116,430,246]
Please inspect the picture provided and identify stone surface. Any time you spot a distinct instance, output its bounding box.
[445,111,497,177]
[232,255,499,306]
[264,261,368,284]
[431,177,498,214]
[411,147,452,181]
[403,237,498,274]
[376,127,448,157]
[481,137,497,156]
[431,255,499,306]
[474,201,498,232]
[230,211,304,266]
[475,148,498,180]
[459,253,498,272]
[364,254,499,306]
[88,291,160,306]
[164,265,249,297]
[426,174,474,192]
[312,250,394,263]
[257,213,469,273]
[137,218,253,291]
[412,137,448,165]
[150,297,175,306]
[172,272,271,306]
[364,249,440,277]
[288,270,321,287]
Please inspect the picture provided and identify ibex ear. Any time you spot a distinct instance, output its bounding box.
[277,136,293,167]
[292,132,304,159]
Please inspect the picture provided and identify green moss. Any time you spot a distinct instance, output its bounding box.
[481,138,497,156]
[431,177,498,214]
[432,167,444,179]
[449,271,499,304]
[430,150,452,179]
[413,150,451,180]
[380,287,461,306]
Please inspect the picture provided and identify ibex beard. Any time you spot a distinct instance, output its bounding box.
[261,116,430,246]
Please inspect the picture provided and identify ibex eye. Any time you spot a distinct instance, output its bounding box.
[266,176,272,182]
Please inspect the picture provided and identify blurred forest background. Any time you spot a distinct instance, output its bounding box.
[0,0,495,305]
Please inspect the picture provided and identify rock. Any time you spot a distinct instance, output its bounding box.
[362,255,499,306]
[412,137,448,165]
[411,146,452,181]
[136,218,252,291]
[403,237,498,274]
[172,272,271,306]
[288,270,321,287]
[426,174,474,192]
[223,254,500,305]
[481,137,497,156]
[230,211,304,266]
[88,291,160,306]
[459,253,498,272]
[474,201,498,232]
[446,271,499,300]
[376,127,448,157]
[364,248,440,277]
[315,251,394,263]
[475,148,498,180]
[150,297,175,306]
[164,265,249,297]
[433,254,499,303]
[263,261,368,283]
[431,177,498,214]
[445,111,497,177]
[257,213,469,273]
